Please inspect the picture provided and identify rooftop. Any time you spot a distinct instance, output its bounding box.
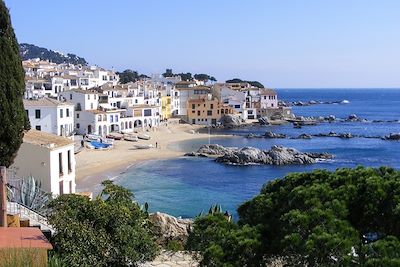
[23,129,74,150]
[23,98,74,107]
[260,88,277,95]
[0,227,53,249]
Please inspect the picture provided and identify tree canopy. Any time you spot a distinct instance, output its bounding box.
[48,180,158,267]
[226,78,264,88]
[117,69,140,84]
[187,166,400,266]
[0,0,30,167]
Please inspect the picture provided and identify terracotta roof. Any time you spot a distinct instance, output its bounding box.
[23,129,74,149]
[70,89,98,94]
[86,109,106,114]
[23,98,74,107]
[0,228,53,249]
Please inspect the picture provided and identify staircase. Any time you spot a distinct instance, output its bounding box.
[7,201,54,234]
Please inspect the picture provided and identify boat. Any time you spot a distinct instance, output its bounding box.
[106,132,123,140]
[124,135,138,142]
[137,134,151,140]
[90,141,113,150]
[100,138,114,145]
[133,144,153,149]
[84,134,101,141]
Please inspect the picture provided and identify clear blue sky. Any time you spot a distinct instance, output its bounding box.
[5,0,400,88]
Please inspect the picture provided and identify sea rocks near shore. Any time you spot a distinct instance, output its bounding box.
[280,99,350,107]
[220,114,244,128]
[189,144,333,166]
[384,133,400,140]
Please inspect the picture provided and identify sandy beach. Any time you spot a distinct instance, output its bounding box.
[75,122,229,191]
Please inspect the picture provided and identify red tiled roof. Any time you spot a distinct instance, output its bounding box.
[0,228,53,249]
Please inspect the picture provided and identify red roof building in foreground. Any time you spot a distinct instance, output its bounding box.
[0,227,53,267]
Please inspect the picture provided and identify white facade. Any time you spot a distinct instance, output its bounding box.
[11,130,76,196]
[24,98,75,137]
[260,89,278,109]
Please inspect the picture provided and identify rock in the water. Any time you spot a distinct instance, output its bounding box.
[384,133,400,140]
[220,114,243,127]
[208,145,333,165]
[264,131,286,138]
[298,134,312,139]
[339,133,353,139]
[197,144,234,155]
[328,115,336,121]
[347,114,358,121]
[149,212,193,245]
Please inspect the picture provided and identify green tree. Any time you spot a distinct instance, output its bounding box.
[117,69,139,84]
[0,0,30,167]
[188,167,400,266]
[48,180,158,267]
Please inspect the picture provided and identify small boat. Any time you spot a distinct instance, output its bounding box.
[124,135,138,142]
[100,138,114,145]
[106,133,123,140]
[137,134,151,140]
[133,144,153,149]
[85,134,101,141]
[90,141,113,150]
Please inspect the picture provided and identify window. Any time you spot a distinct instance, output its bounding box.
[59,181,64,195]
[35,125,41,131]
[221,109,224,114]
[76,113,79,119]
[60,109,63,118]
[207,110,212,116]
[192,119,195,124]
[197,111,200,116]
[210,104,213,109]
[192,104,195,109]
[87,94,90,100]
[35,109,41,119]
[58,152,63,176]
[25,110,29,117]
[264,96,267,99]
[235,105,241,108]
[76,123,80,129]
[115,115,118,122]
[66,109,70,117]
[90,103,94,109]
[70,94,72,100]
[110,115,114,123]
[67,150,72,173]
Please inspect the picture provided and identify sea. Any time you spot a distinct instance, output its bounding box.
[114,89,400,219]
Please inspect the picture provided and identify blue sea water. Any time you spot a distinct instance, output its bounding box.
[115,89,400,219]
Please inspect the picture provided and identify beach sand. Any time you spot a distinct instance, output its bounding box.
[75,123,228,191]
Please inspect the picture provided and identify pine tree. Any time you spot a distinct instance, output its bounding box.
[0,0,30,167]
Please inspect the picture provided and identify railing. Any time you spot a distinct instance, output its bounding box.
[7,202,54,233]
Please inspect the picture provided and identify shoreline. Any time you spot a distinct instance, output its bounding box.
[75,123,233,192]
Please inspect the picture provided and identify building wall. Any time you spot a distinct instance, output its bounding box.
[161,96,171,119]
[260,94,278,108]
[187,99,234,125]
[11,143,52,193]
[50,146,75,195]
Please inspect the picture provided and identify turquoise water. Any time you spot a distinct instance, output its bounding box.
[115,89,400,219]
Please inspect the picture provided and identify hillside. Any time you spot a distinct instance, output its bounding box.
[19,43,88,65]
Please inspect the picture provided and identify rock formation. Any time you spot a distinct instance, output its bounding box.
[149,212,193,245]
[194,144,333,166]
[220,114,243,128]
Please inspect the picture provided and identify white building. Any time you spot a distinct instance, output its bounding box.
[11,130,76,196]
[260,89,278,109]
[24,98,75,137]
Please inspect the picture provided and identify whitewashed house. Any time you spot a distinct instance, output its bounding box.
[24,98,75,137]
[11,130,76,196]
[260,89,278,109]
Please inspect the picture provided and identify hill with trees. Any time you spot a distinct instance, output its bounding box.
[19,43,88,65]
[187,166,400,266]
[162,69,216,82]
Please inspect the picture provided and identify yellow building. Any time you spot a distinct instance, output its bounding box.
[161,96,172,120]
[187,97,235,125]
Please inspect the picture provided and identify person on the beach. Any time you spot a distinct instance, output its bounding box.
[155,142,158,148]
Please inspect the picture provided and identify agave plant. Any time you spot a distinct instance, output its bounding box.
[18,176,51,214]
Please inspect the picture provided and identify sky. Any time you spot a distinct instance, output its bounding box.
[5,0,400,88]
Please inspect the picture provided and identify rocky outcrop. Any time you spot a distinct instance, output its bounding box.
[195,145,333,166]
[297,134,312,139]
[220,114,243,128]
[149,212,193,245]
[258,117,270,125]
[384,133,400,140]
[264,131,286,138]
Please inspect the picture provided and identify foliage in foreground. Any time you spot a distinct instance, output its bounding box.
[187,166,400,266]
[48,180,158,267]
[0,0,30,167]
